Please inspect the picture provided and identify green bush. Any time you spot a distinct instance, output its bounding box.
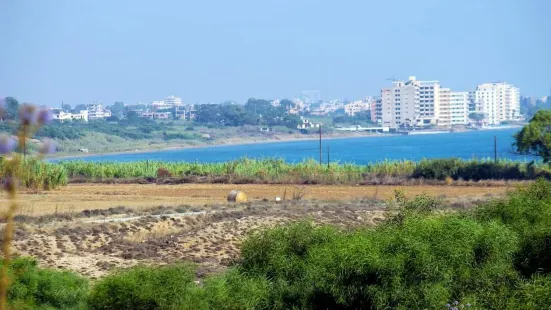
[305,216,518,309]
[5,257,88,309]
[514,227,551,278]
[510,275,551,308]
[202,269,270,310]
[88,264,204,310]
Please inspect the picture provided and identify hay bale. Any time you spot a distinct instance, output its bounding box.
[227,190,247,203]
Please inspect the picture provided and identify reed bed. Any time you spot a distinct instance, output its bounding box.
[58,158,550,184]
[0,157,68,190]
[2,157,548,189]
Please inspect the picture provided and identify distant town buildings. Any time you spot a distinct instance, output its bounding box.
[141,111,171,119]
[344,98,371,116]
[310,100,345,116]
[378,76,520,129]
[297,116,322,130]
[45,83,524,129]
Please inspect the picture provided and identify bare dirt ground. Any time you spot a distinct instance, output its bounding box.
[10,201,389,278]
[2,183,510,278]
[1,183,509,216]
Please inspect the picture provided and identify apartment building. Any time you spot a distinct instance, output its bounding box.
[141,112,171,120]
[381,76,439,129]
[86,104,111,120]
[474,82,520,125]
[370,97,382,123]
[344,98,371,116]
[438,88,451,127]
[450,92,469,125]
[164,95,182,107]
[52,110,89,122]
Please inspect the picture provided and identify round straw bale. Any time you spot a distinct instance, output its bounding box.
[227,190,247,203]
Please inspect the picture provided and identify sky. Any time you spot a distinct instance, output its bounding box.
[1,0,550,107]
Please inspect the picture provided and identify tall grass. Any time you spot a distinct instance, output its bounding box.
[0,157,68,190]
[2,157,549,188]
[58,157,550,184]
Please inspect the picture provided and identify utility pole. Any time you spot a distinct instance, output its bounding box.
[327,145,330,168]
[494,135,497,164]
[319,124,322,165]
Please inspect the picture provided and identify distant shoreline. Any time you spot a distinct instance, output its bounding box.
[49,132,387,160]
[49,125,523,161]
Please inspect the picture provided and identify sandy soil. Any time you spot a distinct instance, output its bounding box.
[11,200,390,278]
[1,183,509,216]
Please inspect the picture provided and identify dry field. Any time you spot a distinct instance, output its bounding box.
[1,183,509,216]
[2,183,510,278]
[11,201,389,278]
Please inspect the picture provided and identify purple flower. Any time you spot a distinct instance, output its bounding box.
[37,108,53,125]
[446,304,451,308]
[0,135,17,154]
[18,103,38,126]
[39,139,57,155]
[453,301,459,305]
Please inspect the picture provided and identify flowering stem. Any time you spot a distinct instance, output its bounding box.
[0,192,17,310]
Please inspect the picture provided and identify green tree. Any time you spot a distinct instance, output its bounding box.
[468,112,485,122]
[72,104,87,113]
[2,97,19,120]
[61,103,72,112]
[109,102,125,118]
[515,110,551,162]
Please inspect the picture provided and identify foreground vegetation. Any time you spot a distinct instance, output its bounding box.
[4,180,551,309]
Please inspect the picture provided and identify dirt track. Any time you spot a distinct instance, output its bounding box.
[1,183,509,216]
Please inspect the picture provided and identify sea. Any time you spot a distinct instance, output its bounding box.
[53,128,536,164]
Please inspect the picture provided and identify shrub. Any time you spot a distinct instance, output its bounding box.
[238,222,339,308]
[514,227,551,278]
[156,167,172,179]
[202,269,270,310]
[510,275,551,308]
[88,264,204,310]
[304,216,518,309]
[5,257,88,309]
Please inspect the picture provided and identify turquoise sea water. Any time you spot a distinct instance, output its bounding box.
[55,128,536,164]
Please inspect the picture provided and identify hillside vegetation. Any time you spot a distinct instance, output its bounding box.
[4,180,551,309]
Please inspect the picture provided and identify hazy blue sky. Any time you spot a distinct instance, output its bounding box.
[1,0,550,107]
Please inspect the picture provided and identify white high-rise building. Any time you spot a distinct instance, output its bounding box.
[438,90,469,127]
[381,76,440,129]
[86,103,111,120]
[438,88,451,127]
[474,82,520,125]
[164,95,183,107]
[450,92,469,125]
